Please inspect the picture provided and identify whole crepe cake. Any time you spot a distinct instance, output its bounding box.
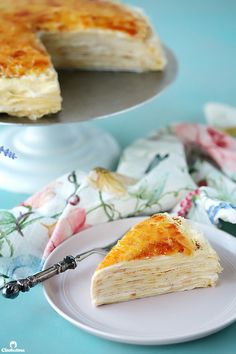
[91,213,222,306]
[0,0,166,120]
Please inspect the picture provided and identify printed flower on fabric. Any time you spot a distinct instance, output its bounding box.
[22,181,63,209]
[173,123,236,179]
[87,167,137,197]
[207,127,231,148]
[43,206,88,259]
[41,221,57,238]
[174,123,236,150]
[205,102,236,137]
[177,188,201,218]
[207,202,236,224]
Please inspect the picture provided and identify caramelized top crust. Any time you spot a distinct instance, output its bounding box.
[0,19,50,78]
[97,214,195,270]
[0,0,152,78]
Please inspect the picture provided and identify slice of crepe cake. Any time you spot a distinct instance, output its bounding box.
[91,213,222,306]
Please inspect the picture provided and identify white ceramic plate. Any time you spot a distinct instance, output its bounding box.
[43,217,236,345]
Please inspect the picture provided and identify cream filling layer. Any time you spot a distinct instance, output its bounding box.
[91,252,222,306]
[41,30,166,72]
[0,69,61,119]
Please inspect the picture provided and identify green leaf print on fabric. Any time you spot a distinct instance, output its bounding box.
[0,211,18,237]
[128,174,167,215]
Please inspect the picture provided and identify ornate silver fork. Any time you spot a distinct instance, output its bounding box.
[2,237,120,299]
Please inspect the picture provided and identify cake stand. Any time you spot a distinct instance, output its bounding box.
[0,47,177,194]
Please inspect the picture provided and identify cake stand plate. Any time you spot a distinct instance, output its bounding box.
[0,47,177,125]
[0,47,177,194]
[0,123,120,194]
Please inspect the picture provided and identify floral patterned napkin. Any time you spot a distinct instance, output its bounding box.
[1,121,236,286]
[205,102,236,136]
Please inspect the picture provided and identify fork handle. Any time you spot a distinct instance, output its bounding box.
[2,255,77,299]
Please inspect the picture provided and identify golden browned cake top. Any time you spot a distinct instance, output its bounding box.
[0,0,151,78]
[0,19,50,78]
[97,214,195,270]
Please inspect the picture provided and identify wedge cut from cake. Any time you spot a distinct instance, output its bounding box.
[91,213,222,306]
[0,0,166,120]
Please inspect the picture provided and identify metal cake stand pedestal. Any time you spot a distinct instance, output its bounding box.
[0,47,177,194]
